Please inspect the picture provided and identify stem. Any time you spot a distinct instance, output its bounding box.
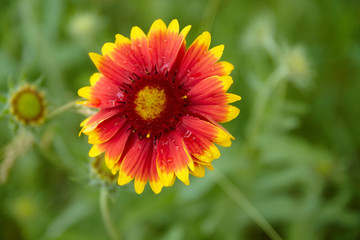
[246,66,288,149]
[212,170,283,240]
[48,99,80,118]
[99,186,120,240]
[199,0,222,32]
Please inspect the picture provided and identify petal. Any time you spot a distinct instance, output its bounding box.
[80,108,120,135]
[188,104,240,124]
[187,76,233,106]
[110,33,152,77]
[129,26,153,74]
[156,131,194,186]
[101,42,117,56]
[177,32,234,87]
[181,116,233,147]
[189,162,205,178]
[87,116,126,145]
[177,31,211,81]
[219,76,234,91]
[118,138,160,194]
[187,75,241,106]
[78,86,91,99]
[89,52,132,86]
[89,144,104,157]
[148,19,191,74]
[90,72,102,86]
[168,19,180,33]
[103,124,133,170]
[226,93,242,104]
[79,75,126,109]
[130,26,147,41]
[115,34,132,46]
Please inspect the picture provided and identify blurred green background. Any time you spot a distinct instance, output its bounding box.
[1,0,359,239]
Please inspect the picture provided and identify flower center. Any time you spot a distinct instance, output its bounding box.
[10,85,46,125]
[134,85,167,121]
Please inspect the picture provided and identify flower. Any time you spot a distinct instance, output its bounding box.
[78,19,240,194]
[282,45,311,82]
[10,84,46,125]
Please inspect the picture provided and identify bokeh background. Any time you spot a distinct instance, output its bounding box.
[1,0,359,239]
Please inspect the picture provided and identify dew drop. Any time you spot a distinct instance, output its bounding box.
[123,60,128,64]
[184,130,192,138]
[116,91,124,99]
[167,158,173,163]
[160,63,169,72]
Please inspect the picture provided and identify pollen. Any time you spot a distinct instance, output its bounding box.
[134,86,167,121]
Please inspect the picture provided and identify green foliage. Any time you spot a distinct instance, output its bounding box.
[0,0,359,239]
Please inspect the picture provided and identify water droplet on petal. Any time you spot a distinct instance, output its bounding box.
[184,130,192,138]
[116,91,124,99]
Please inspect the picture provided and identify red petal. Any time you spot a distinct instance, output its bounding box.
[187,76,228,105]
[187,104,239,123]
[88,116,126,144]
[87,75,126,108]
[148,20,189,75]
[100,122,132,169]
[118,138,158,193]
[156,131,194,186]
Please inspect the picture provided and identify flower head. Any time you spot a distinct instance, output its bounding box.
[283,45,311,80]
[10,84,46,125]
[78,19,240,194]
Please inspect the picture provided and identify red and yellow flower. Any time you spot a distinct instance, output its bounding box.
[78,19,240,194]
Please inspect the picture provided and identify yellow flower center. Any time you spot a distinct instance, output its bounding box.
[134,86,167,121]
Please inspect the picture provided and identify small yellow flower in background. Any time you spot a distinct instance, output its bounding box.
[283,45,311,80]
[78,19,241,194]
[10,84,46,125]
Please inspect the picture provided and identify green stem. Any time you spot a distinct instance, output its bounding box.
[48,99,80,118]
[246,66,288,150]
[99,186,120,240]
[199,0,222,32]
[212,170,283,240]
